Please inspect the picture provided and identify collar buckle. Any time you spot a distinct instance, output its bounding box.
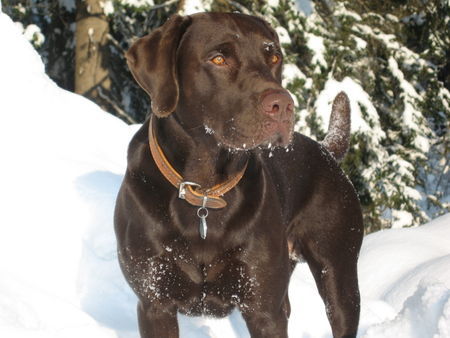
[178,181,201,200]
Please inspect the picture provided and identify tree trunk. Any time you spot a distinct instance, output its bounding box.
[75,0,112,111]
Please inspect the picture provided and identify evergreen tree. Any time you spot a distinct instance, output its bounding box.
[3,0,448,232]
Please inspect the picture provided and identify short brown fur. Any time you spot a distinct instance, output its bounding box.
[116,12,363,338]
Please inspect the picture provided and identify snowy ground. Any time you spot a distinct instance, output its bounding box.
[0,9,449,338]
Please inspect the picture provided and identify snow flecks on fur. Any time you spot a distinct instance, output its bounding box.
[321,91,351,162]
[119,245,262,317]
[204,124,215,135]
[263,41,276,52]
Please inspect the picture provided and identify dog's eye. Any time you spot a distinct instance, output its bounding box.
[211,55,226,65]
[271,54,280,65]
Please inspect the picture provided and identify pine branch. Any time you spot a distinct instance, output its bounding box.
[97,86,137,124]
[150,0,178,11]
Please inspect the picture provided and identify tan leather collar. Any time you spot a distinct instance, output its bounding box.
[148,115,248,209]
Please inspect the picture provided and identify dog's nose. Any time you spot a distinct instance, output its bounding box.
[261,91,294,115]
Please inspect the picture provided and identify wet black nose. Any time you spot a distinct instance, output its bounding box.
[261,91,294,116]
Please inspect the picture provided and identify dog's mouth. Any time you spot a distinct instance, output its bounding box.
[260,114,294,147]
[203,89,295,152]
[215,114,294,152]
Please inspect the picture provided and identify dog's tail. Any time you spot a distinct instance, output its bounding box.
[321,92,351,162]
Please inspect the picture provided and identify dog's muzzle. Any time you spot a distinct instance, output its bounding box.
[259,90,295,146]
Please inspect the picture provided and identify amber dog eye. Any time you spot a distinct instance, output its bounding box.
[271,54,280,64]
[211,55,226,65]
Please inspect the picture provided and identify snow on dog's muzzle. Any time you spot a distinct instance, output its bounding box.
[259,89,295,147]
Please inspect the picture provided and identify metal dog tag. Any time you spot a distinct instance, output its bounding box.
[197,196,209,239]
[199,215,207,239]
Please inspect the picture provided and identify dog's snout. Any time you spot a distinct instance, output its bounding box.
[257,89,295,147]
[261,91,294,115]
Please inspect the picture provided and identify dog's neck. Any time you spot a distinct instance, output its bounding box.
[154,114,249,189]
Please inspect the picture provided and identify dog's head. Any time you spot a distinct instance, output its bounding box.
[126,13,295,149]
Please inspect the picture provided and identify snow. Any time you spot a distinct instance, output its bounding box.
[268,0,280,8]
[314,77,385,144]
[117,0,154,8]
[387,57,430,152]
[359,215,450,336]
[101,0,115,15]
[178,0,211,15]
[354,23,430,71]
[353,36,367,50]
[1,9,449,338]
[305,33,327,72]
[335,3,362,22]
[282,63,307,87]
[276,26,292,45]
[22,24,45,47]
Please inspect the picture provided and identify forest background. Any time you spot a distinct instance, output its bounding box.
[3,0,449,233]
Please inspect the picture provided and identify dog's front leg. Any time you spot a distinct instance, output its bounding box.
[239,259,290,338]
[137,301,179,338]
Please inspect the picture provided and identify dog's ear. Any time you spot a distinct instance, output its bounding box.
[126,15,191,117]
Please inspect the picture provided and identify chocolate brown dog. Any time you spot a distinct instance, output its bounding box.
[115,12,363,338]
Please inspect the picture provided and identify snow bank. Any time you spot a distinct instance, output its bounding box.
[0,9,136,338]
[359,215,450,337]
[0,9,449,338]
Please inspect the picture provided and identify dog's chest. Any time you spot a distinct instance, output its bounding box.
[125,243,260,316]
